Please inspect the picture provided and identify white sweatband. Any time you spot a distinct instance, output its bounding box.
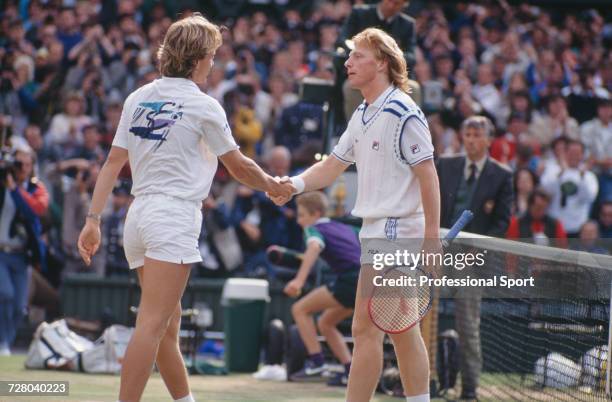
[290,176,305,194]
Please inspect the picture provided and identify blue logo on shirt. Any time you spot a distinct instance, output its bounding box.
[130,102,184,151]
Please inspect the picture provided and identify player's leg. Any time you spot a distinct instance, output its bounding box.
[317,304,353,386]
[118,257,191,402]
[389,325,430,398]
[317,305,352,365]
[290,286,339,380]
[346,265,385,402]
[136,268,190,400]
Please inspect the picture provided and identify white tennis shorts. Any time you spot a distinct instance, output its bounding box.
[359,214,425,265]
[123,193,203,269]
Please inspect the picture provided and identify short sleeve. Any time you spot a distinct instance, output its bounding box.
[111,95,133,149]
[304,226,325,250]
[331,128,355,165]
[200,99,239,156]
[399,116,434,166]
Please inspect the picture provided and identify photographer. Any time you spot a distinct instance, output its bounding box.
[0,147,49,356]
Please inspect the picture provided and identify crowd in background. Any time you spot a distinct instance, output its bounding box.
[0,0,611,329]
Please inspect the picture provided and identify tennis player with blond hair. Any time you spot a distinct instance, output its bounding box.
[78,14,294,402]
[270,27,441,402]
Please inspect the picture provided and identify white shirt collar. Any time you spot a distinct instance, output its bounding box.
[465,155,488,179]
[315,217,331,224]
[365,85,395,110]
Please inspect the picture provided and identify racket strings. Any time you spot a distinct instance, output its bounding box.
[369,268,432,333]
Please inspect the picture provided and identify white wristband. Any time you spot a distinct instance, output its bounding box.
[290,176,305,194]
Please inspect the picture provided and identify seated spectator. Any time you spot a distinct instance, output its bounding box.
[506,189,567,248]
[490,112,530,166]
[571,220,609,255]
[472,63,502,122]
[66,123,105,164]
[540,140,599,237]
[581,97,612,204]
[528,95,579,149]
[513,168,538,216]
[45,91,93,151]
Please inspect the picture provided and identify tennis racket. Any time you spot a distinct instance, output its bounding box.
[368,210,474,334]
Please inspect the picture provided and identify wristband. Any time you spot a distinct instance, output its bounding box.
[86,212,102,223]
[290,176,305,194]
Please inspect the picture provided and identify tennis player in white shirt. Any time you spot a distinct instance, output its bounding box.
[270,28,441,402]
[78,14,294,402]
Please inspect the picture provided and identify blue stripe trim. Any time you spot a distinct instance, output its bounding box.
[331,151,353,164]
[389,100,409,111]
[361,88,397,125]
[398,115,430,164]
[383,108,402,118]
[409,154,433,167]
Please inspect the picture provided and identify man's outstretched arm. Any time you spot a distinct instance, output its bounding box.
[219,150,295,198]
[272,155,350,205]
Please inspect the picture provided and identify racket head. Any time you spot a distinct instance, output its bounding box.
[368,266,433,334]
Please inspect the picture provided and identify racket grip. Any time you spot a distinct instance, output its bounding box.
[266,245,304,268]
[443,210,474,241]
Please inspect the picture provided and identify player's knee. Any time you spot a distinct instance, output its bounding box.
[163,313,181,342]
[351,320,382,344]
[138,312,173,341]
[316,317,334,335]
[291,301,308,318]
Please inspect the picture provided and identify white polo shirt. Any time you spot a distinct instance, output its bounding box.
[332,85,434,219]
[112,76,238,202]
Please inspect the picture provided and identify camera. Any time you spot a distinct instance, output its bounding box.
[0,151,22,183]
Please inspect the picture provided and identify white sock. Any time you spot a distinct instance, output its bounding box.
[174,394,195,402]
[405,393,429,402]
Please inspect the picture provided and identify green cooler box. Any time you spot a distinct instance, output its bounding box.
[222,278,270,372]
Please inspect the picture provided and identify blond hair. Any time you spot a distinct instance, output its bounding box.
[352,28,410,93]
[296,191,329,216]
[157,13,222,78]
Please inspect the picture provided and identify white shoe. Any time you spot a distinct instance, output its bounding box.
[252,364,287,381]
[0,346,11,356]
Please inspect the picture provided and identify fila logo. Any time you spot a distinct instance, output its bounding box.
[372,140,380,151]
[411,144,420,154]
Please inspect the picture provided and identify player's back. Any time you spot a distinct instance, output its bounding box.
[113,76,236,202]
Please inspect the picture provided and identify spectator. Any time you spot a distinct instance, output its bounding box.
[541,140,599,237]
[581,97,612,203]
[336,0,418,117]
[61,162,104,278]
[528,94,579,148]
[66,123,105,164]
[490,112,530,166]
[513,168,538,216]
[45,91,93,151]
[436,116,513,400]
[104,181,131,276]
[0,147,48,356]
[506,189,567,248]
[599,201,612,239]
[571,220,609,255]
[472,63,502,121]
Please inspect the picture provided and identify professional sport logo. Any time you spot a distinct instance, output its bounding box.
[129,101,184,151]
[372,140,380,151]
[410,144,420,154]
